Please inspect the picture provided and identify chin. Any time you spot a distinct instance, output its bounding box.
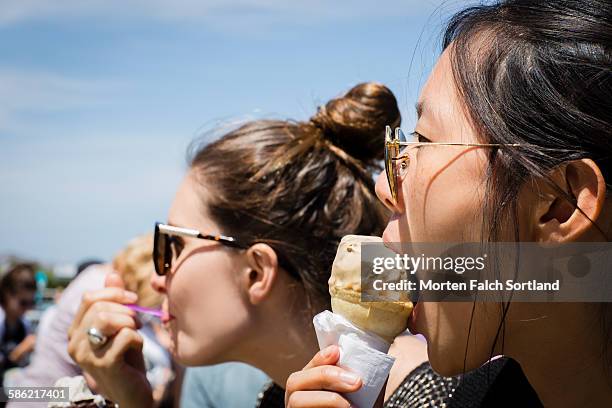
[421,331,463,377]
[173,345,205,366]
[171,334,199,366]
[172,335,227,367]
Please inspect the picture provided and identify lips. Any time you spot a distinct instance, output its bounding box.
[161,299,176,324]
[382,227,398,249]
[161,312,175,324]
[381,213,408,247]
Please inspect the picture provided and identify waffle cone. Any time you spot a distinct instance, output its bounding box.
[329,235,413,343]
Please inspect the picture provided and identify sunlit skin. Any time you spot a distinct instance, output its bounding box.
[149,172,320,380]
[285,46,612,408]
[64,44,611,408]
[151,173,256,366]
[67,172,330,407]
[378,47,500,377]
[66,169,430,408]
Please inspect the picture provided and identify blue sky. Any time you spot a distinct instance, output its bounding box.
[0,0,471,266]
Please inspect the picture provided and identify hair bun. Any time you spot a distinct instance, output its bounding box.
[310,82,401,164]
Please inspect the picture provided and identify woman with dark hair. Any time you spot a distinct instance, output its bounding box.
[66,82,407,407]
[0,263,36,386]
[286,1,612,406]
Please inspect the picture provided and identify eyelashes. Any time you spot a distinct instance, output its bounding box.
[410,130,431,143]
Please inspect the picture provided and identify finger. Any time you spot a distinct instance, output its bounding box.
[71,288,138,334]
[286,390,351,408]
[104,327,145,371]
[304,345,340,369]
[68,307,139,366]
[105,272,126,290]
[89,310,141,338]
[88,300,136,317]
[286,366,362,394]
[70,300,136,339]
[83,372,99,394]
[86,327,143,372]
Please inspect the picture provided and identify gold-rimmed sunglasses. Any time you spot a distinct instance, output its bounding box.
[384,126,522,203]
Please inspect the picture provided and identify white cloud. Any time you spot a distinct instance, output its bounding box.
[0,0,428,27]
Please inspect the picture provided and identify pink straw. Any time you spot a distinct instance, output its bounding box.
[126,304,163,318]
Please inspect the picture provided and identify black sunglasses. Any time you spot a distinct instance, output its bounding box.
[153,222,247,276]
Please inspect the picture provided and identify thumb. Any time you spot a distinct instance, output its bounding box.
[83,371,99,393]
[105,272,126,290]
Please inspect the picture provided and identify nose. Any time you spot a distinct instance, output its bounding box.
[375,171,403,214]
[150,273,167,294]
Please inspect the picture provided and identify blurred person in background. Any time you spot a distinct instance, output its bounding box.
[8,235,172,408]
[76,259,105,277]
[0,263,36,386]
[19,259,105,375]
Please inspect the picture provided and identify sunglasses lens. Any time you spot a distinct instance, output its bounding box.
[385,145,398,201]
[384,144,393,192]
[396,127,407,143]
[153,224,168,276]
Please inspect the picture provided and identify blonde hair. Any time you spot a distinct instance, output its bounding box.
[112,233,162,308]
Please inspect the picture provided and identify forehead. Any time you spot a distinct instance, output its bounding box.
[168,172,218,231]
[417,47,475,143]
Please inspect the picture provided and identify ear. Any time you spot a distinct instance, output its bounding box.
[529,159,606,242]
[243,243,279,305]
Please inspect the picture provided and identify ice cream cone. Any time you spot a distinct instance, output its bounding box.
[329,235,412,343]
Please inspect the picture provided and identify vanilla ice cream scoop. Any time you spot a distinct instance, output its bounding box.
[328,235,413,343]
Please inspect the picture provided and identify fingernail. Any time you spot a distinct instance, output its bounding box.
[338,371,360,385]
[321,345,336,358]
[125,291,138,302]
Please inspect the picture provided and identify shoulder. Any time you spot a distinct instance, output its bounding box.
[453,357,543,407]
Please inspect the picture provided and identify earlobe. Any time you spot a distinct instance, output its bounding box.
[533,159,606,243]
[244,243,279,305]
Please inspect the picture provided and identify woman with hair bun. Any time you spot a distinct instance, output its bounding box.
[67,82,404,407]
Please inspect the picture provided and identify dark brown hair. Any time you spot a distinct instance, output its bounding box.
[189,82,400,313]
[0,263,37,306]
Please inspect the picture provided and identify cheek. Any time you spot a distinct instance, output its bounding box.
[167,251,251,365]
[405,151,487,242]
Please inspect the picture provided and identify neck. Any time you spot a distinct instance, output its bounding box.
[240,309,320,387]
[509,303,612,407]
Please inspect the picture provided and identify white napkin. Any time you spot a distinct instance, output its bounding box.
[49,376,108,407]
[313,310,395,408]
